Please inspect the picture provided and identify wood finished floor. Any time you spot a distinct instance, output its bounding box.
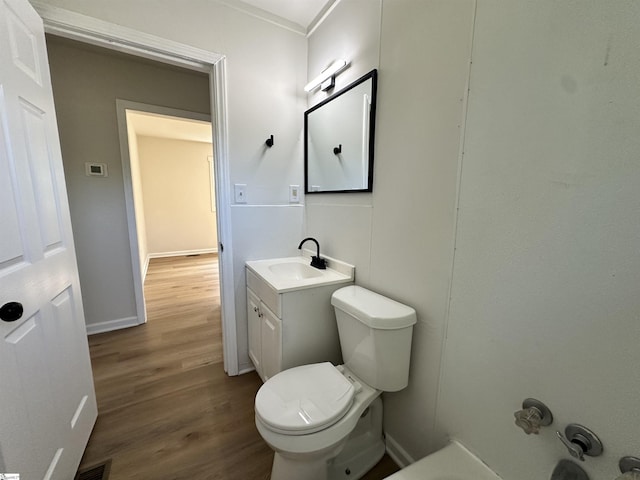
[80,254,399,479]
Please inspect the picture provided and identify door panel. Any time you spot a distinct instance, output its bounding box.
[2,310,59,479]
[0,0,97,477]
[48,287,93,426]
[0,93,25,267]
[19,97,64,252]
[5,0,43,85]
[260,305,281,382]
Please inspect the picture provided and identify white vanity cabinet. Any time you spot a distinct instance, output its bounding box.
[246,263,352,382]
[247,288,281,381]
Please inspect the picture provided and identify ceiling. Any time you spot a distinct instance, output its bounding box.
[127,111,213,144]
[221,0,336,33]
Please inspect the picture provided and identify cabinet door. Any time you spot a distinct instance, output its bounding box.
[260,304,282,381]
[247,288,262,379]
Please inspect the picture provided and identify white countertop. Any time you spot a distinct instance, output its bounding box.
[246,253,354,293]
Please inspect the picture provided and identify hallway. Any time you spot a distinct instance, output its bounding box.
[79,254,398,479]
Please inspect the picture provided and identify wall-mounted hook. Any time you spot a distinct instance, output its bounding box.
[265,135,274,148]
[333,144,342,155]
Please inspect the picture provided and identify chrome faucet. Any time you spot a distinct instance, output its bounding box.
[298,237,327,270]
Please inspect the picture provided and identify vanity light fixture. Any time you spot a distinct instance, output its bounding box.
[304,59,350,93]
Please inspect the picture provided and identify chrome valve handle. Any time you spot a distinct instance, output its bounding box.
[514,398,553,435]
[556,431,586,461]
[556,424,603,461]
[515,407,544,434]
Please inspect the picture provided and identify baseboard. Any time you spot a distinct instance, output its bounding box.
[238,362,256,376]
[86,316,141,335]
[142,254,150,282]
[147,248,217,259]
[385,433,416,469]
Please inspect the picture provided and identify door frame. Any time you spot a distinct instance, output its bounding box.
[32,2,239,375]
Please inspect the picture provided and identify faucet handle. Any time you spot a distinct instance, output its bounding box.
[619,457,640,480]
[556,424,603,461]
[515,407,544,434]
[556,431,586,461]
[514,398,553,435]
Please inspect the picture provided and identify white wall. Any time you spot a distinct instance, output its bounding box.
[372,0,475,460]
[436,2,640,479]
[126,119,148,277]
[137,136,216,256]
[305,0,475,462]
[231,204,304,370]
[42,1,307,359]
[307,0,382,109]
[304,0,382,287]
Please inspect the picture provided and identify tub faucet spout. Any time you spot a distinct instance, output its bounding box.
[298,237,327,270]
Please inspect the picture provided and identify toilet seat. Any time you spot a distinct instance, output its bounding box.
[255,362,355,435]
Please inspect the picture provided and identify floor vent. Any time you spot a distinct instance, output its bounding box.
[75,459,112,480]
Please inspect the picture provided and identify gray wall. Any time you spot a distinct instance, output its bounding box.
[47,36,211,328]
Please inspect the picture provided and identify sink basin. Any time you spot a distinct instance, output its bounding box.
[246,255,354,293]
[268,262,324,280]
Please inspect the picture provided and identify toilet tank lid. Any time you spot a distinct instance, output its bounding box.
[331,286,417,329]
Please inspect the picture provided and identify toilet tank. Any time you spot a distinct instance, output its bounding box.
[331,286,417,392]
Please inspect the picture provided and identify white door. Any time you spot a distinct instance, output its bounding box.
[0,0,97,478]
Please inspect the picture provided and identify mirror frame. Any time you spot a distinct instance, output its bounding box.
[304,69,378,194]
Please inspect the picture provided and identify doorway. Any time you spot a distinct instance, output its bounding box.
[119,106,219,327]
[40,15,239,374]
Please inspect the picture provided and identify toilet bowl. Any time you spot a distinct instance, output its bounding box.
[255,364,384,480]
[254,286,417,480]
[383,441,501,480]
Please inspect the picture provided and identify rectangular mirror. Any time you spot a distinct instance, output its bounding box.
[304,69,377,193]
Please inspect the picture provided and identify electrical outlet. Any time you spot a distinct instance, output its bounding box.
[289,185,300,203]
[234,184,247,203]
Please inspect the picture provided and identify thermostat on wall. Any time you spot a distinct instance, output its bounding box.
[85,162,108,177]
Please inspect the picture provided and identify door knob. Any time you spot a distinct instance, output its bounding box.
[0,302,24,322]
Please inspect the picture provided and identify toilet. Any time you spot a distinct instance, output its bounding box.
[254,285,417,480]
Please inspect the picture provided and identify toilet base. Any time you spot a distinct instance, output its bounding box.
[269,397,385,480]
[328,432,385,480]
[272,451,339,480]
[328,396,385,480]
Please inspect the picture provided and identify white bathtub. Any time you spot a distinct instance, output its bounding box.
[384,441,502,480]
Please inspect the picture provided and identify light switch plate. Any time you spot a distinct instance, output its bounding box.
[234,184,247,203]
[289,185,300,203]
